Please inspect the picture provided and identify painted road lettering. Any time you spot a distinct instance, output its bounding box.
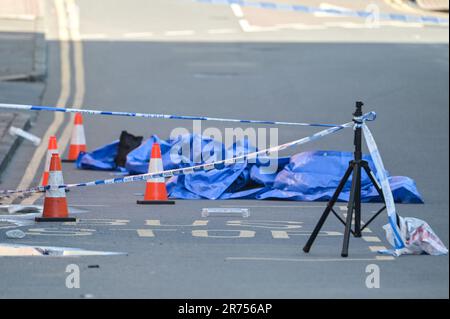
[271,230,342,239]
[227,220,302,229]
[192,229,255,238]
[26,228,95,236]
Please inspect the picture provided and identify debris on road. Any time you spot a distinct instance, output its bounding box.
[8,126,41,146]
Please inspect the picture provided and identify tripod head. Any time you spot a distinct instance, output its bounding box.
[353,101,364,123]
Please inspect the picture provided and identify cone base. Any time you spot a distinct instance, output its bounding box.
[35,217,77,222]
[137,200,175,205]
[61,159,76,163]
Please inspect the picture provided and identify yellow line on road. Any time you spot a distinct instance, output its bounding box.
[21,0,86,205]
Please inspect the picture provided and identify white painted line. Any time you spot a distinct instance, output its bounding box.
[376,255,395,261]
[137,229,154,237]
[192,220,209,226]
[271,231,290,239]
[220,205,326,208]
[230,3,244,18]
[226,257,394,262]
[238,19,255,32]
[362,228,372,233]
[164,30,195,36]
[146,220,160,226]
[363,236,382,243]
[192,229,255,238]
[369,245,387,252]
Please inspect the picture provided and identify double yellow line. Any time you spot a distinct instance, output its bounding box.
[8,0,85,205]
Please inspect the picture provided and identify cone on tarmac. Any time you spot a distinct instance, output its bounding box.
[137,142,175,205]
[36,153,76,222]
[63,113,87,162]
[41,136,59,186]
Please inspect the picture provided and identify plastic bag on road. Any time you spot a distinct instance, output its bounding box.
[382,217,448,256]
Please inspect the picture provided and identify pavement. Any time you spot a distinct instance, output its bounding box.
[0,0,47,179]
[0,0,448,299]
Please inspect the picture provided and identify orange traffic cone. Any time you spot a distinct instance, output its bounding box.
[36,153,76,222]
[137,143,175,205]
[63,113,87,162]
[42,136,59,186]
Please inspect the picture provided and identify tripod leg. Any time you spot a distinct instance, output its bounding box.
[341,165,359,257]
[354,164,362,237]
[303,164,353,253]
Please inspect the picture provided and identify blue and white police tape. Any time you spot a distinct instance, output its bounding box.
[0,103,343,128]
[3,114,382,196]
[362,123,405,251]
[196,0,449,26]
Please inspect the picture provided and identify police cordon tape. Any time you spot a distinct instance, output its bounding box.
[0,110,406,250]
[0,103,343,128]
[362,123,404,250]
[196,0,449,26]
[0,113,379,197]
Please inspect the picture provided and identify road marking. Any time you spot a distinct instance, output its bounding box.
[137,229,155,237]
[220,205,326,208]
[64,218,129,226]
[21,0,86,206]
[363,236,382,243]
[58,0,86,163]
[192,229,255,238]
[369,245,388,252]
[227,220,303,229]
[145,220,208,227]
[226,257,395,262]
[26,228,95,236]
[271,230,342,239]
[230,3,244,18]
[376,255,395,260]
[5,0,71,206]
[271,230,290,239]
[164,30,195,36]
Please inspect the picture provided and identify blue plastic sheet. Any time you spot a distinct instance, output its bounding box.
[76,135,424,203]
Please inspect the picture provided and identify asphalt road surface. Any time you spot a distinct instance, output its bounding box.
[0,0,448,298]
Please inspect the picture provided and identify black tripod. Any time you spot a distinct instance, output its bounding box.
[303,101,394,257]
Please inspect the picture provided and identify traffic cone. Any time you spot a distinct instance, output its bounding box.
[62,113,87,162]
[36,153,76,222]
[137,142,175,205]
[41,136,59,186]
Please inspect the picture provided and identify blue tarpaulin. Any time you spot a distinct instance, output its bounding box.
[76,134,423,203]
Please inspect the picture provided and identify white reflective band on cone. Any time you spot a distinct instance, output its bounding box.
[149,158,165,183]
[46,171,66,198]
[71,124,86,145]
